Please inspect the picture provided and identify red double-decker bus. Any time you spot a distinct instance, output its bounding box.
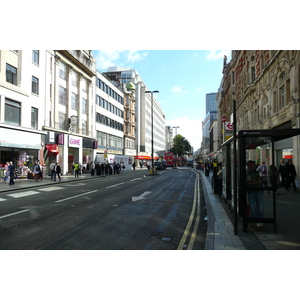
[164,152,175,167]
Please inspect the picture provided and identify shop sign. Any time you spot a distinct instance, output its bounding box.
[46,144,58,151]
[93,141,98,149]
[57,134,64,145]
[69,135,82,148]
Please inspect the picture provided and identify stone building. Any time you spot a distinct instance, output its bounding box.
[219,50,300,175]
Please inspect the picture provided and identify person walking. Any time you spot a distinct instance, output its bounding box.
[132,162,136,171]
[269,164,279,194]
[278,159,287,189]
[285,159,298,193]
[246,160,264,227]
[74,162,79,177]
[33,161,41,181]
[55,162,62,181]
[8,161,15,186]
[50,161,56,181]
[257,161,269,193]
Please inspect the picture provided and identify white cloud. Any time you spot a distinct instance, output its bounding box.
[93,50,148,71]
[205,50,231,61]
[171,85,187,94]
[127,50,148,63]
[167,116,202,151]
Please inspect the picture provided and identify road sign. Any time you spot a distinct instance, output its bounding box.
[221,116,227,122]
[225,122,234,131]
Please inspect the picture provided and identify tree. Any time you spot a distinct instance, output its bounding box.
[170,134,192,157]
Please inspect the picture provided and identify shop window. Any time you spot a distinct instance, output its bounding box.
[5,99,21,126]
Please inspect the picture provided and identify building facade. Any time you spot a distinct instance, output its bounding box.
[0,50,47,178]
[43,50,97,174]
[103,67,166,165]
[219,50,300,175]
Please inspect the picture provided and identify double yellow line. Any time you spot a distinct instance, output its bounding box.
[177,170,201,250]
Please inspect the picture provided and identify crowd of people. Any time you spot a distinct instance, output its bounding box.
[246,159,298,228]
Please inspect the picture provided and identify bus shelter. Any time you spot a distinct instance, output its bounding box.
[221,129,300,233]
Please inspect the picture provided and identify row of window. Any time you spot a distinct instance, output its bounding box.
[96,78,124,104]
[96,95,124,118]
[96,113,124,132]
[97,131,123,150]
[58,86,87,113]
[6,63,40,96]
[4,98,38,129]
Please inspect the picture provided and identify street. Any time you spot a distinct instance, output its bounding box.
[0,168,206,250]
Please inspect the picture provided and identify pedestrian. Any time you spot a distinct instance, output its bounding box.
[269,164,279,194]
[121,162,125,173]
[246,160,264,227]
[278,159,287,189]
[132,162,136,171]
[33,161,41,181]
[257,161,269,193]
[8,161,15,186]
[50,161,56,181]
[90,161,95,176]
[140,161,143,169]
[285,159,298,193]
[4,162,10,183]
[55,162,62,181]
[74,162,79,177]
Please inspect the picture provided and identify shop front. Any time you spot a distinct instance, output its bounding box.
[0,127,43,180]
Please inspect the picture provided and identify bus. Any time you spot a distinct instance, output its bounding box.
[164,152,175,167]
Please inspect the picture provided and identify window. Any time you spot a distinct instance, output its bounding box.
[59,86,66,105]
[82,120,87,135]
[279,85,285,109]
[5,99,21,126]
[251,66,255,83]
[71,93,78,110]
[82,98,87,114]
[32,76,39,95]
[58,112,66,130]
[31,107,38,129]
[59,61,66,80]
[32,50,39,64]
[6,64,17,85]
[82,78,87,92]
[72,71,78,86]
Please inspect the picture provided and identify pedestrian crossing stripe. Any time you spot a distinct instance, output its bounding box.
[8,191,40,198]
[38,187,64,192]
[0,198,6,202]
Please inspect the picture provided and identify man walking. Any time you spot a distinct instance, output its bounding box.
[8,161,15,186]
[285,159,298,193]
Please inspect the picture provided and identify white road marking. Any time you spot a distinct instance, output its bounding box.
[130,178,142,182]
[55,190,98,203]
[132,191,152,202]
[0,198,7,202]
[106,182,125,189]
[38,187,64,192]
[0,209,29,219]
[7,191,40,198]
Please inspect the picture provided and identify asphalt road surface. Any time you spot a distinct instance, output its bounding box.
[0,168,207,250]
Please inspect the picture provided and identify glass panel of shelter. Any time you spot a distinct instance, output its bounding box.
[239,136,277,232]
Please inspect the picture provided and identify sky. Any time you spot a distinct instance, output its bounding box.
[92,50,231,150]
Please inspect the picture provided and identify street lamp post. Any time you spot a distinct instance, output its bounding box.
[145,90,159,174]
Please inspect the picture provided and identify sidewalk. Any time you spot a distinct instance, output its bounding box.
[199,170,300,250]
